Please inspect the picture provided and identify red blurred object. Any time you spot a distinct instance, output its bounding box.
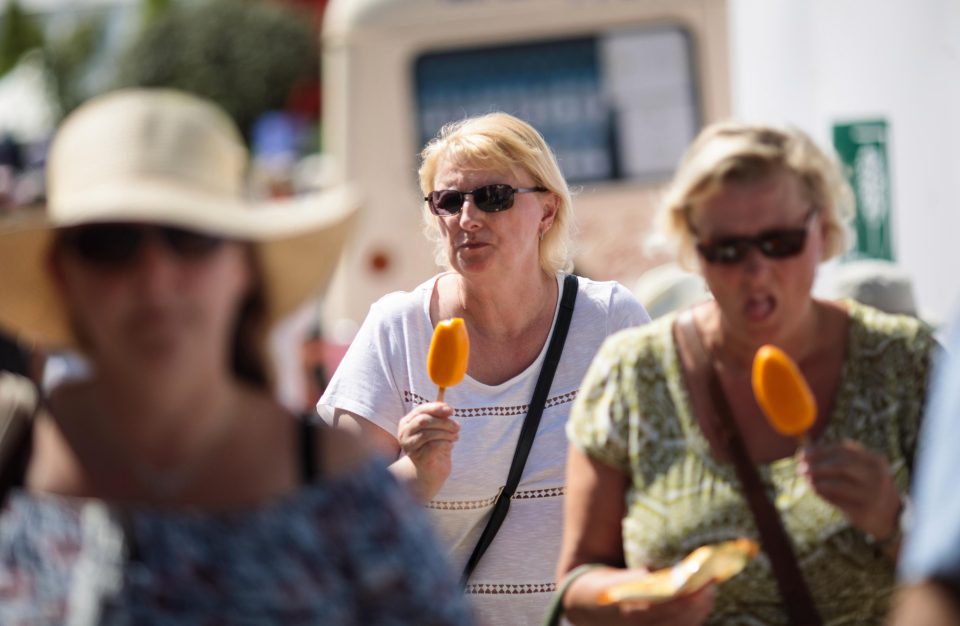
[369,250,390,273]
[276,0,328,28]
[273,0,327,125]
[300,334,349,410]
[286,78,321,121]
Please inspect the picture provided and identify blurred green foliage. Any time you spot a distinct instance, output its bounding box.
[44,15,107,117]
[0,0,106,120]
[0,1,44,77]
[116,0,318,142]
[139,0,175,25]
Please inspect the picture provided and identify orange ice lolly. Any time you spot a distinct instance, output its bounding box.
[751,345,816,441]
[427,317,470,402]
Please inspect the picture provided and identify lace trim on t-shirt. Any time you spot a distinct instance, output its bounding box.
[465,582,557,595]
[426,486,565,510]
[403,390,579,418]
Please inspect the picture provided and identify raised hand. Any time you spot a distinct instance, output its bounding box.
[799,439,902,543]
[396,402,460,500]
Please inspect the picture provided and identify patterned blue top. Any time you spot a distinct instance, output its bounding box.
[0,460,475,626]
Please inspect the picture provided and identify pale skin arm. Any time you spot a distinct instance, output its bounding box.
[799,440,903,559]
[557,445,715,626]
[332,405,459,503]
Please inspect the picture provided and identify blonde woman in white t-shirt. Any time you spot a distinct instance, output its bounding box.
[320,112,649,626]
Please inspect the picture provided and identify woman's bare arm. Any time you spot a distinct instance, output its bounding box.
[331,407,458,502]
[557,445,715,626]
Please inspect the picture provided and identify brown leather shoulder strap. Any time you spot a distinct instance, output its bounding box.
[676,311,823,626]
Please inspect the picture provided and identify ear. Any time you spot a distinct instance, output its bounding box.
[540,191,560,232]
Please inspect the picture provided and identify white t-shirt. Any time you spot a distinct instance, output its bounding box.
[319,273,649,626]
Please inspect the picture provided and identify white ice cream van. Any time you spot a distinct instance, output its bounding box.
[319,0,731,335]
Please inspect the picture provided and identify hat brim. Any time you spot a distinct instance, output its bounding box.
[0,185,359,348]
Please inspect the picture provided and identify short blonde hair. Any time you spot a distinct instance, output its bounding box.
[658,122,854,269]
[418,112,574,274]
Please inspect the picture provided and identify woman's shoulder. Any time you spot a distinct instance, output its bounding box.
[570,274,651,325]
[845,299,937,354]
[607,310,674,343]
[842,299,938,394]
[572,274,638,306]
[591,312,676,366]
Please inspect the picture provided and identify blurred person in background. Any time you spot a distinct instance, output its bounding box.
[556,122,936,625]
[319,112,649,625]
[0,138,44,383]
[826,259,920,318]
[0,88,473,626]
[630,261,711,320]
[889,318,960,626]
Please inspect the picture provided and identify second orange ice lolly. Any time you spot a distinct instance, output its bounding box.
[427,317,470,402]
[751,344,816,442]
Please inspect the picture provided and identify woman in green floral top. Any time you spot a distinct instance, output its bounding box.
[556,122,936,625]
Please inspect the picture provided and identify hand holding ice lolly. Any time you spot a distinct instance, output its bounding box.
[427,317,470,402]
[751,345,816,444]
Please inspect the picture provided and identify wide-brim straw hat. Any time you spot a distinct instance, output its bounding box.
[0,88,359,348]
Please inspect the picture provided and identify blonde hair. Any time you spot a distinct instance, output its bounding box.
[418,112,574,274]
[658,122,854,269]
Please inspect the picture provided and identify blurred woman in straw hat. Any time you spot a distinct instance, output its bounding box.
[0,88,473,625]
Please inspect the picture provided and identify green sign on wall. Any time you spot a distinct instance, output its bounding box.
[832,120,894,260]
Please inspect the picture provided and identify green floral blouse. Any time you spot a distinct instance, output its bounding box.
[567,300,935,625]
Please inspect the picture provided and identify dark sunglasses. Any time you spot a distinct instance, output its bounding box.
[425,184,547,216]
[58,223,225,267]
[694,208,817,265]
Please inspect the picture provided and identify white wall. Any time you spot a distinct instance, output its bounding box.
[730,0,960,326]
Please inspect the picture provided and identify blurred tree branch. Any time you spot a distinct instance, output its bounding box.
[1,0,106,121]
[0,1,44,78]
[43,15,106,117]
[116,0,318,142]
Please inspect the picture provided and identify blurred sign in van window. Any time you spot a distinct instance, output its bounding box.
[414,25,699,184]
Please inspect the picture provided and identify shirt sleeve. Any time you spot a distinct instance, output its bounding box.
[565,331,636,472]
[899,330,960,584]
[607,281,652,334]
[317,300,409,440]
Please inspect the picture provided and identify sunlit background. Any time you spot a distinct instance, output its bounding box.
[2,0,959,408]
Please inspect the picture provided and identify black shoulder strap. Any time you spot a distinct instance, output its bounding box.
[462,274,578,585]
[677,311,823,626]
[299,415,320,484]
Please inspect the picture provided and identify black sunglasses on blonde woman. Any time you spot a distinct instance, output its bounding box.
[694,207,817,265]
[426,184,547,216]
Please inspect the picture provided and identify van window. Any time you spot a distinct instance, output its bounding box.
[414,25,699,183]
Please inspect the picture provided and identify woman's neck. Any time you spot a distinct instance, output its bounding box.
[699,299,824,373]
[84,367,239,464]
[446,269,558,339]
